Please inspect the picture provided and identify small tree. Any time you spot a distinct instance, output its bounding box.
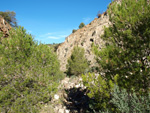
[97,11,102,18]
[0,11,17,27]
[79,22,85,29]
[72,29,77,33]
[0,26,63,112]
[67,46,89,76]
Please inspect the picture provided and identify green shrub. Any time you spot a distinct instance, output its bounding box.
[72,29,77,33]
[0,27,63,112]
[67,46,89,76]
[111,85,150,113]
[83,73,150,112]
[82,73,119,111]
[79,22,85,29]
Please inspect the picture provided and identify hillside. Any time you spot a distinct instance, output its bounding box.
[1,0,150,112]
[57,13,110,71]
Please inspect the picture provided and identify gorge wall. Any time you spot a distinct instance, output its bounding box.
[0,16,11,38]
[57,13,110,71]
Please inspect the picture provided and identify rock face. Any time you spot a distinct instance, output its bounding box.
[57,14,110,71]
[0,16,11,38]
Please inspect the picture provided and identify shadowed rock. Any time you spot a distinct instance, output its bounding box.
[63,87,93,113]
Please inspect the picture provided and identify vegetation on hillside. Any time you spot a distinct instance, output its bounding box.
[67,46,89,76]
[82,0,150,112]
[0,27,64,112]
[72,22,85,34]
[79,22,85,29]
[97,11,102,18]
[46,43,61,52]
[72,29,77,33]
[0,11,17,27]
[1,0,150,112]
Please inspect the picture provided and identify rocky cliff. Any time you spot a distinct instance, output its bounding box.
[0,16,11,38]
[57,13,110,71]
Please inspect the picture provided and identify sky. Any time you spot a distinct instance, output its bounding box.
[1,0,112,44]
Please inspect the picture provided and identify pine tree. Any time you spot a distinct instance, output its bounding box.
[0,11,17,27]
[82,0,150,112]
[0,26,63,112]
[67,46,89,76]
[95,0,150,93]
[79,22,85,29]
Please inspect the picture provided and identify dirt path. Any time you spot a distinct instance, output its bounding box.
[40,76,92,113]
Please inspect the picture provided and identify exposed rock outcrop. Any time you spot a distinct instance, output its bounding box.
[57,14,110,71]
[0,16,11,38]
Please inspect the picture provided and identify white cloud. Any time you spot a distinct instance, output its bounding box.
[39,33,52,37]
[47,34,69,40]
[46,33,53,35]
[58,34,68,38]
[47,36,60,39]
[83,17,92,24]
[39,30,71,40]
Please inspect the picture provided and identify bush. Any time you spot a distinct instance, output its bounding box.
[0,27,63,112]
[72,29,77,33]
[97,11,102,18]
[82,73,118,111]
[111,85,150,113]
[79,22,85,29]
[67,46,89,76]
[83,73,150,112]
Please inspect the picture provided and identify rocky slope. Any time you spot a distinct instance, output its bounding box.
[57,13,110,71]
[40,76,91,113]
[0,16,11,38]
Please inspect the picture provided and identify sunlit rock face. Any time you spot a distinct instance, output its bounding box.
[57,13,110,71]
[0,16,11,38]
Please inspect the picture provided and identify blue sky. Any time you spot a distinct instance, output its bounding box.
[1,0,111,44]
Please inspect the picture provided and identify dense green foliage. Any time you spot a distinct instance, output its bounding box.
[67,46,89,76]
[111,85,150,113]
[0,11,17,27]
[79,22,85,29]
[0,27,63,112]
[83,0,150,112]
[94,0,150,93]
[82,73,117,111]
[83,73,150,112]
[100,0,150,93]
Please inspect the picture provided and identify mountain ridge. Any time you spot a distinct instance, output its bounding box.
[57,13,110,71]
